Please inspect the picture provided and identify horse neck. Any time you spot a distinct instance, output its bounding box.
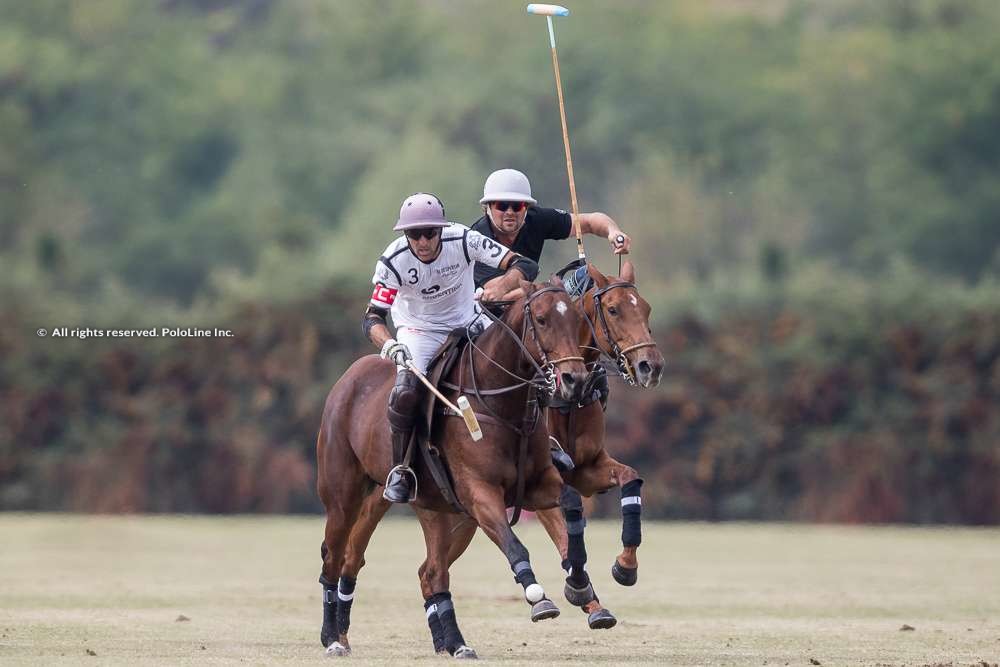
[460,304,535,401]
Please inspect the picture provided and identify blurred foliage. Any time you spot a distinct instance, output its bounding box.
[1,0,999,520]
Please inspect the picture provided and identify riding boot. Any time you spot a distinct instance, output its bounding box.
[593,366,610,410]
[383,428,415,503]
[549,436,575,472]
[384,370,420,503]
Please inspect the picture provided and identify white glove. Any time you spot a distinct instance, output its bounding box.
[380,338,412,367]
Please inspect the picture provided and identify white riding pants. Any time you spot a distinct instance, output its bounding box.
[396,310,491,374]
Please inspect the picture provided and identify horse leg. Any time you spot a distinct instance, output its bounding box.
[318,456,367,655]
[325,489,390,654]
[414,509,478,659]
[466,484,561,622]
[536,486,617,629]
[570,451,644,587]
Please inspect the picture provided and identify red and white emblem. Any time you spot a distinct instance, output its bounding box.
[371,284,398,306]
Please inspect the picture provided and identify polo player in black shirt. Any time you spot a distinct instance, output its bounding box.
[471,169,631,289]
[470,168,632,472]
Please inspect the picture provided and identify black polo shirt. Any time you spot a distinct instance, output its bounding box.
[471,206,573,287]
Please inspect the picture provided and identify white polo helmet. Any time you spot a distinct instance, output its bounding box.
[393,192,450,230]
[479,169,537,205]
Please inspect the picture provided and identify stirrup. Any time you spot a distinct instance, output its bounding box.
[383,464,417,503]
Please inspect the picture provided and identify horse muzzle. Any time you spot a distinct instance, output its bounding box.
[634,356,663,388]
[558,370,589,402]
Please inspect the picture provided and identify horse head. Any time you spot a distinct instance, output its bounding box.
[514,278,589,402]
[583,260,664,388]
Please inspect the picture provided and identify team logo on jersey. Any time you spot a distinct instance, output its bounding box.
[420,284,441,295]
[555,208,567,215]
[371,284,398,305]
[434,262,461,278]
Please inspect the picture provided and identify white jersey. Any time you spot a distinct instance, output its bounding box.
[370,223,511,331]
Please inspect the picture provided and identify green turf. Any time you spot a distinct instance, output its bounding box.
[0,514,997,665]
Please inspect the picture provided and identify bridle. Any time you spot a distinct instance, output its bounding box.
[473,285,584,398]
[587,281,658,387]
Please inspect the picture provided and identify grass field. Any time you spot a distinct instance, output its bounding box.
[0,514,998,665]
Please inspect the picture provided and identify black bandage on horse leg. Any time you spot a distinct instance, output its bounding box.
[431,591,467,654]
[319,573,337,646]
[620,478,644,547]
[423,597,446,654]
[511,559,538,588]
[335,575,356,636]
[560,486,589,587]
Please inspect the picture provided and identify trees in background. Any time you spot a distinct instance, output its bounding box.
[2,0,999,519]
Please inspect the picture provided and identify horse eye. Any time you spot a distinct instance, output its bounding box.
[537,316,547,326]
[608,306,618,316]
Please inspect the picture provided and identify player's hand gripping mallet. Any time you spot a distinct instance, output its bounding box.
[527,4,586,261]
[404,360,483,441]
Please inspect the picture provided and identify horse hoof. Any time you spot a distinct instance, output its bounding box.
[453,645,478,659]
[611,561,638,586]
[587,608,618,630]
[530,598,560,622]
[564,580,596,607]
[324,641,351,657]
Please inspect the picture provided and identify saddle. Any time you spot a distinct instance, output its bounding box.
[407,328,476,513]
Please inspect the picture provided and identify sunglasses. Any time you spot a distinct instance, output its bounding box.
[404,227,441,240]
[491,201,527,213]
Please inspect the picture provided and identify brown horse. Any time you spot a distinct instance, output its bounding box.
[533,260,664,624]
[329,262,664,653]
[316,279,588,658]
[412,261,664,635]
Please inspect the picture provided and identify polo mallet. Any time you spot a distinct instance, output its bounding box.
[527,3,586,261]
[404,360,483,441]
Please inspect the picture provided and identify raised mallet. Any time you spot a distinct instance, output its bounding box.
[527,3,586,261]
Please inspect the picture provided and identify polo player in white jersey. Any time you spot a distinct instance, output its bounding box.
[362,193,539,503]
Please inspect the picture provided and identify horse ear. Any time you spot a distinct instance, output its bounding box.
[587,262,609,288]
[620,259,636,284]
[550,273,565,288]
[519,279,537,296]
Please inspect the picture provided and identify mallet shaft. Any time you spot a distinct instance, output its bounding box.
[404,360,483,441]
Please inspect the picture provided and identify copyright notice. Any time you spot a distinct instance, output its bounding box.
[37,327,234,339]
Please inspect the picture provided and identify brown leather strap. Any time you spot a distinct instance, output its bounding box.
[417,440,467,514]
[509,387,539,526]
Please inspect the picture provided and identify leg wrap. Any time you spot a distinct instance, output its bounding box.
[512,559,537,588]
[620,478,643,547]
[319,574,337,647]
[423,597,446,654]
[561,487,589,587]
[335,575,356,636]
[430,591,466,655]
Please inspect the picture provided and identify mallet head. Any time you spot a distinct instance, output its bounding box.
[527,3,569,17]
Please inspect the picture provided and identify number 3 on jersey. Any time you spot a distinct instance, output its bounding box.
[482,238,502,258]
[408,267,418,284]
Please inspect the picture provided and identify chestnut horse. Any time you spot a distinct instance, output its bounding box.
[413,260,664,635]
[533,260,664,626]
[316,280,588,658]
[328,263,664,654]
